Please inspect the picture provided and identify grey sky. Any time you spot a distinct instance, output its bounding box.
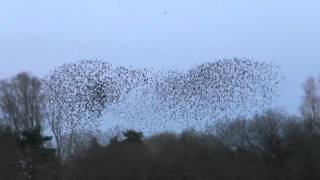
[1,0,320,114]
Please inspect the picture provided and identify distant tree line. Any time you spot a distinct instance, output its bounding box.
[64,112,320,180]
[1,59,320,180]
[1,108,320,180]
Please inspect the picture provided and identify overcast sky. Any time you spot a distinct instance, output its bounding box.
[1,0,320,114]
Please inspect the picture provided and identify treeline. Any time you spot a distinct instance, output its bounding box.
[64,111,320,180]
[1,110,320,180]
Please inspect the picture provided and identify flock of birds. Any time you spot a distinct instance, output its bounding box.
[43,58,283,134]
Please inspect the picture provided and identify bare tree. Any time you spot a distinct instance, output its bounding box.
[42,78,65,156]
[0,72,45,134]
[301,77,320,120]
[300,76,320,133]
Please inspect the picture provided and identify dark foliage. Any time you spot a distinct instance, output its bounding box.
[61,114,320,180]
[0,127,60,180]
